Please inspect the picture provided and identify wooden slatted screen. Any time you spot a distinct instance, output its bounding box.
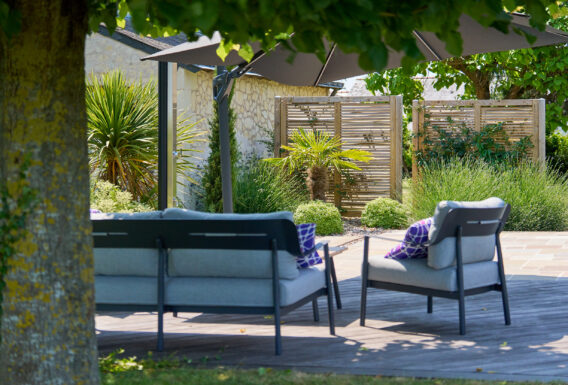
[412,99,546,178]
[274,96,402,217]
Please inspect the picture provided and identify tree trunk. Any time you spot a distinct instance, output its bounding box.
[0,1,99,384]
[307,166,329,201]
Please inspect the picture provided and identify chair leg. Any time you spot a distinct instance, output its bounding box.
[312,299,320,322]
[427,296,433,314]
[274,309,282,355]
[501,285,511,326]
[360,236,370,327]
[323,244,335,335]
[329,257,342,309]
[458,296,466,335]
[173,312,178,318]
[157,309,164,352]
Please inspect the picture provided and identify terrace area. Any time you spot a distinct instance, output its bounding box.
[96,231,568,382]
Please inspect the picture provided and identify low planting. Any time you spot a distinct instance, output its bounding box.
[410,158,568,231]
[91,180,152,213]
[361,198,408,229]
[294,201,343,235]
[234,157,308,213]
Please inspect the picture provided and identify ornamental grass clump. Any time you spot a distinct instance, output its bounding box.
[294,201,343,235]
[361,198,408,229]
[410,158,568,231]
[234,157,308,213]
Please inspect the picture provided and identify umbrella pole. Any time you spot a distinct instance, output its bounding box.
[213,66,235,213]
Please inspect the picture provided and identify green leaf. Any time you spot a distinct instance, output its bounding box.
[238,43,255,62]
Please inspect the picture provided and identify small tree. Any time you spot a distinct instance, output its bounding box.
[265,129,372,201]
[202,88,238,212]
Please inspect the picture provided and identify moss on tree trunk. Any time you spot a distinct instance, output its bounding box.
[0,1,99,383]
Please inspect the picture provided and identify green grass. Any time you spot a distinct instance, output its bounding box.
[101,367,567,385]
[409,158,568,231]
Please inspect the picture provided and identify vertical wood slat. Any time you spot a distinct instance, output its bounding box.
[474,102,481,132]
[536,98,546,164]
[274,97,282,158]
[333,102,342,207]
[390,96,402,201]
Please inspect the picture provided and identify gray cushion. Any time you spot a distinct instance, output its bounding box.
[95,276,158,305]
[367,256,500,292]
[165,265,325,307]
[91,211,163,219]
[163,208,299,279]
[94,248,159,277]
[428,197,505,269]
[162,208,294,222]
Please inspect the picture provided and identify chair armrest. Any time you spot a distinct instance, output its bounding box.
[300,241,328,258]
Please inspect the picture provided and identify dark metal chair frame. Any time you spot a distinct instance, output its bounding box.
[360,205,511,335]
[93,218,336,355]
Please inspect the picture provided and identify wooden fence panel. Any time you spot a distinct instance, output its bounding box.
[274,96,403,216]
[412,99,546,179]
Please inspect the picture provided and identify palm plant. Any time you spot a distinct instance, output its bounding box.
[265,128,372,201]
[87,70,204,205]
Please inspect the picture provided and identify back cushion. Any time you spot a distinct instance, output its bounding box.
[427,197,505,270]
[94,248,159,276]
[162,208,300,279]
[93,211,163,276]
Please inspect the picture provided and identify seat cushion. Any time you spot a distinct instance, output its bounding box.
[163,208,300,279]
[165,265,326,307]
[95,276,158,305]
[428,197,505,269]
[367,256,500,292]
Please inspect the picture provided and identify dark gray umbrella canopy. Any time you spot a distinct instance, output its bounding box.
[143,13,568,213]
[143,14,568,86]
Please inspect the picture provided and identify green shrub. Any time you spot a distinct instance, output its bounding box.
[361,198,408,229]
[91,180,152,213]
[416,119,533,168]
[294,201,343,235]
[546,132,568,174]
[234,157,308,213]
[410,158,568,231]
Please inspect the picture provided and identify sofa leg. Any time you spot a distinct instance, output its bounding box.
[501,285,511,326]
[173,312,178,318]
[274,310,282,355]
[427,296,433,314]
[458,297,466,335]
[312,299,320,322]
[360,236,370,327]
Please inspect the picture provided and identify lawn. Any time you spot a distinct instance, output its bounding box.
[101,367,566,385]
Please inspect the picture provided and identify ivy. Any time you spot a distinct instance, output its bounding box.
[0,155,38,332]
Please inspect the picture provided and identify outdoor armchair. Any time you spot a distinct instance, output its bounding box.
[360,198,511,335]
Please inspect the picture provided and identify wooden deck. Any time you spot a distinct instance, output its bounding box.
[96,232,568,382]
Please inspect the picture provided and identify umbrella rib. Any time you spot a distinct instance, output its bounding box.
[413,31,443,61]
[314,43,336,86]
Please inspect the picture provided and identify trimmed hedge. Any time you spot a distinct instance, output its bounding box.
[361,198,408,229]
[294,201,343,235]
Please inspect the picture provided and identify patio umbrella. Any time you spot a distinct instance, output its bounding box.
[143,13,568,212]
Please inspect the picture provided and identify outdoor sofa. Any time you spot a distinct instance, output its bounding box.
[360,198,511,335]
[92,209,335,355]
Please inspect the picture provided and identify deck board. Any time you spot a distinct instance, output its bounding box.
[96,232,568,381]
